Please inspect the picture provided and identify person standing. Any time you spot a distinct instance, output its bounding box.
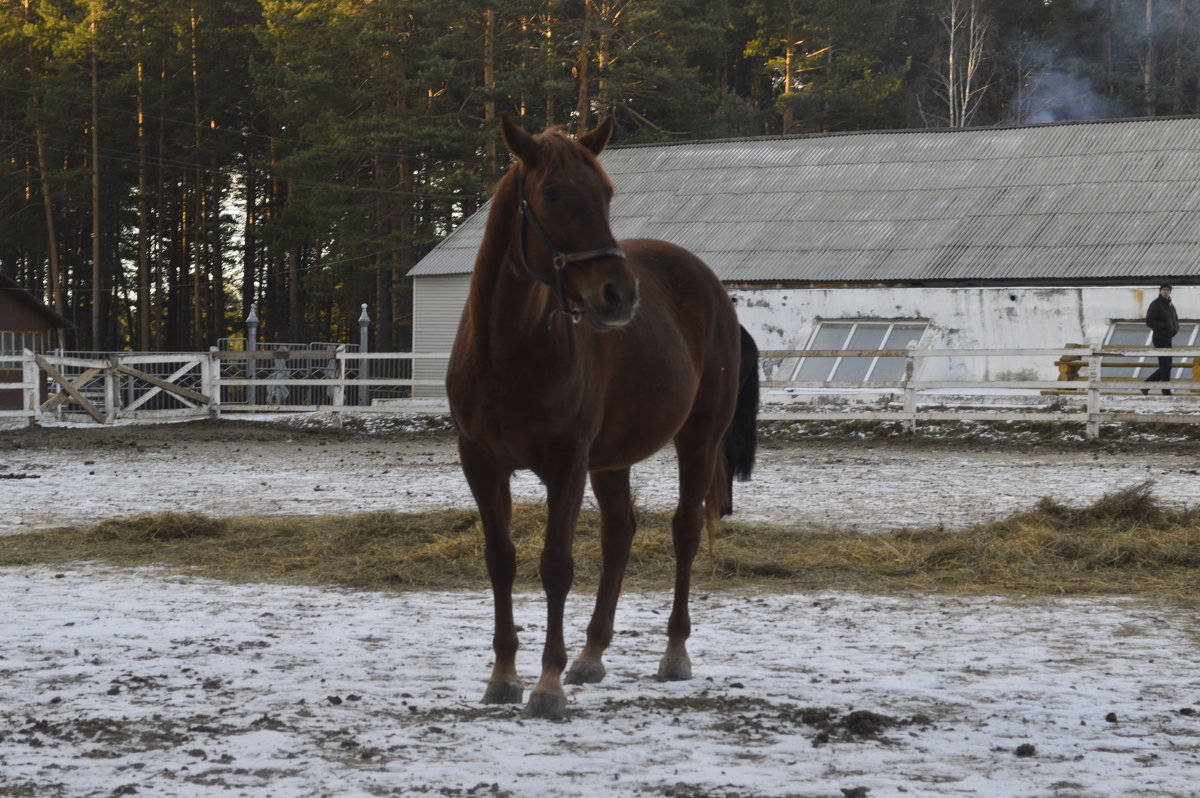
[1143,284,1179,396]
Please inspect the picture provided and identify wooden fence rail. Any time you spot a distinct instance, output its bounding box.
[5,346,1200,439]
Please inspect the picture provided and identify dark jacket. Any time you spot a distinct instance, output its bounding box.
[1146,295,1179,343]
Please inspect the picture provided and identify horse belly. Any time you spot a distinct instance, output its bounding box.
[587,365,697,471]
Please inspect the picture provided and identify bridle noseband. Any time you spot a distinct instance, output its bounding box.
[512,169,626,330]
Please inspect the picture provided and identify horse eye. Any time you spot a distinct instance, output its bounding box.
[541,188,561,204]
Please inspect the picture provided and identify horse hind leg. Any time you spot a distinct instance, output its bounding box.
[565,468,637,686]
[658,426,724,682]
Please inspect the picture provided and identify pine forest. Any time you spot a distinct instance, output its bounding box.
[3,0,1199,352]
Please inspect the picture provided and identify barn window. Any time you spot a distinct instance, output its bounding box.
[792,321,928,383]
[1103,321,1199,380]
[0,331,42,360]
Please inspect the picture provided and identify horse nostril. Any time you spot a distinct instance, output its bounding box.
[602,281,622,310]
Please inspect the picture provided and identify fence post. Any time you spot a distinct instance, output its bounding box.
[358,303,371,407]
[206,347,220,419]
[246,305,259,406]
[1086,349,1102,440]
[104,354,119,423]
[902,352,916,434]
[333,345,346,428]
[22,348,38,427]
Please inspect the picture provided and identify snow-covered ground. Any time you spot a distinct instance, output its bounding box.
[2,415,1199,797]
[3,567,1198,798]
[5,412,1200,535]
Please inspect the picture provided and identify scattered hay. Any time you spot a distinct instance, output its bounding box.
[90,512,229,542]
[3,482,1198,602]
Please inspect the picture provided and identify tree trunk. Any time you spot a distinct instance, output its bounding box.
[33,119,63,348]
[782,5,795,134]
[90,6,102,350]
[543,19,553,125]
[391,149,412,350]
[287,181,302,343]
[181,184,193,350]
[243,160,257,324]
[576,0,593,133]
[596,1,612,120]
[1172,0,1187,113]
[374,153,392,352]
[136,58,151,350]
[154,56,169,350]
[925,0,991,128]
[485,8,497,167]
[190,4,204,349]
[209,169,223,345]
[1144,0,1156,115]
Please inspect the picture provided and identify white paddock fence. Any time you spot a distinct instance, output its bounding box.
[0,348,446,426]
[759,345,1200,439]
[3,345,1200,439]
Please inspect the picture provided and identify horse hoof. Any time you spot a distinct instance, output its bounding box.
[656,656,692,682]
[522,692,568,720]
[482,680,524,705]
[564,659,606,685]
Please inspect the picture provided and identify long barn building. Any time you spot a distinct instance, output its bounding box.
[408,116,1200,395]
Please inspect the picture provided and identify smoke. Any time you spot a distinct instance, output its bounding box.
[1002,36,1129,124]
[1009,68,1128,124]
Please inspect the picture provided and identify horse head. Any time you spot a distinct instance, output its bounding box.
[500,115,639,331]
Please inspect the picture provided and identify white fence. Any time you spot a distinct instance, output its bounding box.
[3,346,1200,439]
[759,346,1200,439]
[0,348,445,426]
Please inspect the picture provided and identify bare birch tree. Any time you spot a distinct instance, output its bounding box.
[920,0,993,128]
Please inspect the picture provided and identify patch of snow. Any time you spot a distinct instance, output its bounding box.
[3,419,1200,796]
[2,565,1198,797]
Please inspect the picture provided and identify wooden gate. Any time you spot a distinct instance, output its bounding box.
[34,352,213,423]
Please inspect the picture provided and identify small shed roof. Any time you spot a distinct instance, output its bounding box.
[0,272,70,329]
[411,116,1200,286]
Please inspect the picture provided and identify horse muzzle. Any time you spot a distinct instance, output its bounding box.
[583,278,640,330]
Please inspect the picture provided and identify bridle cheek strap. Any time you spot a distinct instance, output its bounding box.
[513,172,626,330]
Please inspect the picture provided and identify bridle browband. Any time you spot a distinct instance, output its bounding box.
[511,169,626,331]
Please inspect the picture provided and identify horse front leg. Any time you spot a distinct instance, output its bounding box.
[565,467,636,686]
[458,439,522,705]
[524,459,588,719]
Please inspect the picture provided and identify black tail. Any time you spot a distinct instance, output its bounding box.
[722,325,759,516]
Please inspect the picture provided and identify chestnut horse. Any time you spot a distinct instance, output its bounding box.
[446,116,758,719]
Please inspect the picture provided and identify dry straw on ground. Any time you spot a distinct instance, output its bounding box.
[3,482,1197,602]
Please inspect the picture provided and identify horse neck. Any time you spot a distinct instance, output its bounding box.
[464,178,568,363]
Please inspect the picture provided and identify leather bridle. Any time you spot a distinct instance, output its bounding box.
[512,169,626,329]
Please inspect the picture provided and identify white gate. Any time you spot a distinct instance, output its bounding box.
[29,352,214,423]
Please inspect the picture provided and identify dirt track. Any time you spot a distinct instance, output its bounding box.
[3,415,1200,534]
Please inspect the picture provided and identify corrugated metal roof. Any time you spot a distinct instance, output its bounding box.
[409,117,1200,283]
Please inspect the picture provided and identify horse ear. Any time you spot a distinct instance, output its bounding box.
[578,116,614,156]
[500,115,539,165]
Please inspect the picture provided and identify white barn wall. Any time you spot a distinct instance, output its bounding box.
[412,274,470,398]
[731,285,1161,382]
[410,277,1169,388]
